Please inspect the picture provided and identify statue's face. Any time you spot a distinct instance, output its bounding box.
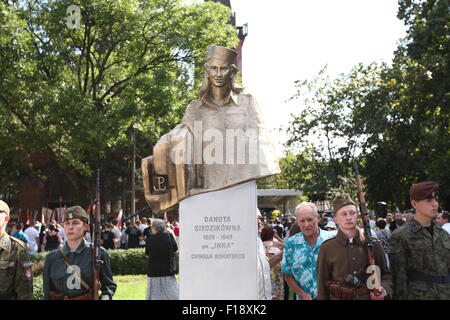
[205,58,233,88]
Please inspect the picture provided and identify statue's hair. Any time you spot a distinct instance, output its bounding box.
[198,63,243,98]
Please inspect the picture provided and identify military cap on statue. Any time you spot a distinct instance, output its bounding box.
[0,200,10,215]
[332,195,356,214]
[64,206,89,223]
[409,181,439,201]
[207,45,237,65]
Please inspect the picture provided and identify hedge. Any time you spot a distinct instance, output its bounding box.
[33,275,43,300]
[30,248,147,277]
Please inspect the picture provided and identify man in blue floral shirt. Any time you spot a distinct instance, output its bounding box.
[282,202,334,300]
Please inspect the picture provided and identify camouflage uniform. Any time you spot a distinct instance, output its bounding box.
[0,232,33,300]
[390,220,450,299]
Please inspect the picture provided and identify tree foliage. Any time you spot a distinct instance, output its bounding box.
[283,0,449,210]
[0,0,238,206]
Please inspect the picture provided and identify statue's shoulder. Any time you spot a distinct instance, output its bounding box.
[238,93,263,113]
[186,99,202,109]
[182,99,202,117]
[238,92,255,101]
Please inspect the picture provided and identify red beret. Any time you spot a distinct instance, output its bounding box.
[409,181,439,201]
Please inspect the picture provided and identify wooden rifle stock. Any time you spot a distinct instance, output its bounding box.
[353,161,380,295]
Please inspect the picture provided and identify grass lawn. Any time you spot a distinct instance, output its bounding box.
[113,274,148,300]
[113,274,179,300]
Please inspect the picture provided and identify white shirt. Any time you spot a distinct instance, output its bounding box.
[138,224,147,245]
[257,237,272,300]
[24,227,39,254]
[442,223,450,234]
[112,226,121,248]
[58,228,66,245]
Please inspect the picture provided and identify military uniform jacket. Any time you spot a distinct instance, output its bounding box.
[317,229,393,300]
[43,239,117,299]
[0,232,33,300]
[389,220,450,300]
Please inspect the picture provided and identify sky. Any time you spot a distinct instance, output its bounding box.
[227,0,407,156]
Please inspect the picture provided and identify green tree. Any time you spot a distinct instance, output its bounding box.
[0,0,238,206]
[284,0,449,210]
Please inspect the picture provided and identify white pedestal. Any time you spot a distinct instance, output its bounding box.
[179,181,258,300]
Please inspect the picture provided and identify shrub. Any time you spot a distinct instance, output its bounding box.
[29,248,147,277]
[109,248,147,275]
[33,275,43,300]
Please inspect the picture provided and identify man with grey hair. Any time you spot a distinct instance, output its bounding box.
[0,200,33,299]
[281,202,334,300]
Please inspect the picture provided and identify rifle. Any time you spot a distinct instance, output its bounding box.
[122,205,151,223]
[353,161,382,296]
[89,169,102,300]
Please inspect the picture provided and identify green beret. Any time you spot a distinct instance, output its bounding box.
[333,195,356,214]
[64,206,89,223]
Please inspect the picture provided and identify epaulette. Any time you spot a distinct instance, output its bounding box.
[45,248,59,258]
[9,236,26,248]
[320,236,337,246]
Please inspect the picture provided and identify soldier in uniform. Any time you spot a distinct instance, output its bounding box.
[0,200,33,300]
[43,206,117,300]
[390,181,450,299]
[317,195,392,300]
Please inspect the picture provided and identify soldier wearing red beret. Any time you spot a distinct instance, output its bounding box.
[389,181,450,299]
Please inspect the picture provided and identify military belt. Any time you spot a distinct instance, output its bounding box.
[408,272,450,284]
[49,290,93,300]
[325,281,370,299]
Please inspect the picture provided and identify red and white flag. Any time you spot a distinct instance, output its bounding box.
[117,209,123,229]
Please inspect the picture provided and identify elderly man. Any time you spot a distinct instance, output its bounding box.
[317,195,392,300]
[390,182,450,299]
[0,200,33,300]
[281,202,334,300]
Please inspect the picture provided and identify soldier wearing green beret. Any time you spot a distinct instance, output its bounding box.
[43,206,117,300]
[317,195,392,300]
[0,200,33,300]
[390,182,450,299]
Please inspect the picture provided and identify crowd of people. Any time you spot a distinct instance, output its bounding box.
[0,204,180,300]
[256,181,450,300]
[1,180,449,300]
[3,215,180,255]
